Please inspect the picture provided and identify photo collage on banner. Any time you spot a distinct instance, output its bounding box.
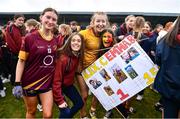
[82,35,159,111]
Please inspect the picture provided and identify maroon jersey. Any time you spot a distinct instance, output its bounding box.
[19,31,58,90]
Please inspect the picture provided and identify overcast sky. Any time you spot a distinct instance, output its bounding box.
[0,0,179,15]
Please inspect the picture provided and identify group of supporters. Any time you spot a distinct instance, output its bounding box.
[0,7,179,118]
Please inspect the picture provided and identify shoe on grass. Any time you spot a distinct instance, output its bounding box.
[0,90,6,97]
[89,110,97,119]
[103,110,112,119]
[2,78,10,83]
[37,104,43,112]
[136,94,143,101]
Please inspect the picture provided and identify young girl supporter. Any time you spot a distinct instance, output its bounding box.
[99,29,129,118]
[53,32,84,118]
[76,12,110,118]
[12,8,59,118]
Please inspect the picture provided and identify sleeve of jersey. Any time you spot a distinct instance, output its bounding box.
[18,35,30,60]
[52,56,66,106]
[79,30,87,42]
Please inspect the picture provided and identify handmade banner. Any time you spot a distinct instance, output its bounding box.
[81,35,159,111]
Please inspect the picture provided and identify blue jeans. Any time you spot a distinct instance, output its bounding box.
[59,85,83,118]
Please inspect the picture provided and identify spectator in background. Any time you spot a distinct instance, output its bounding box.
[0,25,11,84]
[58,24,72,45]
[115,15,136,42]
[142,21,159,62]
[111,23,118,33]
[4,14,25,85]
[0,29,6,97]
[156,21,173,44]
[70,21,78,33]
[25,18,40,33]
[153,24,164,36]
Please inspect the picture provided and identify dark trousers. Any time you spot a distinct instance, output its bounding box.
[0,63,4,90]
[10,53,18,85]
[0,78,3,90]
[116,104,128,118]
[0,47,11,79]
[59,85,84,118]
[138,89,144,95]
[162,97,180,118]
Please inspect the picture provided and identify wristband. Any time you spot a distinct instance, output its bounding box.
[14,82,21,86]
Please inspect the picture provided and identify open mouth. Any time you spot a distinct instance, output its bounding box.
[104,41,110,44]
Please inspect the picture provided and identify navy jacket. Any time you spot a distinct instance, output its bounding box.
[154,40,180,101]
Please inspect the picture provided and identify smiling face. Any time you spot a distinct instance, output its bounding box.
[71,35,82,52]
[40,11,58,31]
[91,14,108,34]
[14,17,25,27]
[142,23,151,33]
[126,16,135,29]
[102,31,113,48]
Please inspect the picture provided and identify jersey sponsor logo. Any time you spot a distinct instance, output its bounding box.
[43,55,53,66]
[37,46,45,49]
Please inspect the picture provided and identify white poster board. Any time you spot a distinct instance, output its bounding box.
[81,35,159,111]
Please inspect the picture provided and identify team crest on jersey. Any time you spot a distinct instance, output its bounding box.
[47,45,52,53]
[47,47,51,53]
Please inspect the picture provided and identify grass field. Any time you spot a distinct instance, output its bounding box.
[0,83,162,118]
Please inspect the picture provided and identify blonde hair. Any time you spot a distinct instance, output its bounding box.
[133,16,145,40]
[125,15,135,22]
[59,24,72,36]
[90,12,110,28]
[134,16,145,30]
[25,18,40,28]
[164,22,173,31]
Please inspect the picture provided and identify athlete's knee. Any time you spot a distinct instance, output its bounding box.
[26,109,36,117]
[43,111,52,118]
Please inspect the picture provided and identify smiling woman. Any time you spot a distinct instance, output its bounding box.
[76,12,110,118]
[12,7,59,118]
[53,32,85,118]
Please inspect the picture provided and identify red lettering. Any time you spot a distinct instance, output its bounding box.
[104,36,136,62]
[126,35,136,44]
[109,46,121,58]
[121,40,131,47]
[104,52,114,61]
[116,43,128,53]
[117,89,129,101]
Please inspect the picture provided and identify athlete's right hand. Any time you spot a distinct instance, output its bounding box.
[58,102,68,108]
[12,82,23,99]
